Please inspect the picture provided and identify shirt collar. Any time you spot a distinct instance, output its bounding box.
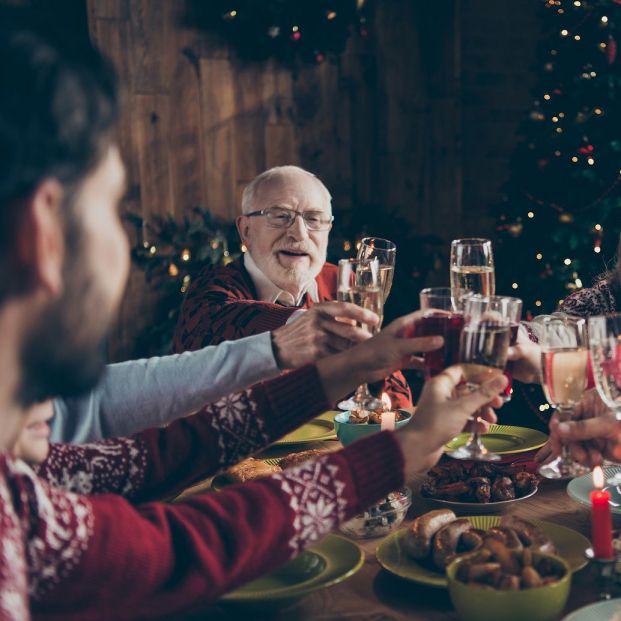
[243,251,319,306]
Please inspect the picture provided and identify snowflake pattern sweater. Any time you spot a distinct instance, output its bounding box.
[0,365,404,621]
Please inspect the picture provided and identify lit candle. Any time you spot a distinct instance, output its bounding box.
[380,394,396,431]
[591,466,613,559]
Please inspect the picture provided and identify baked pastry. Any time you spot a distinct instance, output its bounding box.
[225,458,281,483]
[279,448,335,469]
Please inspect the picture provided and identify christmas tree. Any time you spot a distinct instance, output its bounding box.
[495,0,621,319]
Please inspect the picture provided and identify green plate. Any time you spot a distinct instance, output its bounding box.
[221,534,364,606]
[274,411,337,445]
[445,425,548,455]
[376,516,589,588]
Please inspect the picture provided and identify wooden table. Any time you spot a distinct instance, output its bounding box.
[168,452,614,621]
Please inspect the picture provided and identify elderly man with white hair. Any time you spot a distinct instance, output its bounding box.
[175,165,412,408]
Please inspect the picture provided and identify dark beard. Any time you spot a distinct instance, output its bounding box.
[17,215,109,406]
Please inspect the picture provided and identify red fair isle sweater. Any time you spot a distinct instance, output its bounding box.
[0,366,403,621]
[174,257,413,408]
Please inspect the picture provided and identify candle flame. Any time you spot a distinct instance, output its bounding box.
[593,466,605,489]
[380,393,391,411]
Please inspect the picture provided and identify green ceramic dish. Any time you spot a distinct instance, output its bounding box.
[274,411,337,445]
[333,409,412,446]
[220,534,364,608]
[376,515,589,589]
[447,552,571,621]
[445,424,548,455]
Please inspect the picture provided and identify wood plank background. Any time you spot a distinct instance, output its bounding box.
[2,0,543,360]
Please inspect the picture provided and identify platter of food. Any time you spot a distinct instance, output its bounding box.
[418,461,540,514]
[376,510,589,588]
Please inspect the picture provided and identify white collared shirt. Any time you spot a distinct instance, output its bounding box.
[243,251,319,307]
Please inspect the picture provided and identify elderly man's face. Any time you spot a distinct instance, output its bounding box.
[238,172,331,296]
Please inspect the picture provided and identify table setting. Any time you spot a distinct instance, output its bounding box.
[172,235,621,621]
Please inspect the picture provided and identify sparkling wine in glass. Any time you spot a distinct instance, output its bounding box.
[413,287,466,378]
[538,316,590,480]
[357,237,396,302]
[588,314,621,418]
[337,258,384,411]
[450,238,495,296]
[447,295,516,462]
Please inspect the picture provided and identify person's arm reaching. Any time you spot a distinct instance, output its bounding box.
[19,360,506,621]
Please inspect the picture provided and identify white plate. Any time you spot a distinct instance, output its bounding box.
[562,598,621,621]
[567,465,621,515]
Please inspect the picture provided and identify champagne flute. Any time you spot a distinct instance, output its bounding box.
[588,314,621,418]
[447,295,515,462]
[450,238,495,296]
[337,258,384,412]
[357,237,397,303]
[538,316,590,479]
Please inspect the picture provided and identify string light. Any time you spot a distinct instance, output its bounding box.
[343,240,352,251]
[574,35,581,41]
[602,15,609,23]
[595,224,602,231]
[564,258,572,265]
[573,0,581,5]
[595,246,602,253]
[554,150,561,156]
[168,264,179,277]
[599,42,607,49]
[326,10,337,20]
[512,283,519,289]
[149,246,157,255]
[536,253,543,260]
[575,278,583,288]
[561,29,569,36]
[223,9,237,20]
[143,241,150,249]
[556,127,563,133]
[181,249,191,261]
[527,211,535,218]
[588,157,595,165]
[210,240,220,249]
[571,156,579,162]
[552,116,559,122]
[544,93,551,100]
[559,112,565,118]
[240,244,247,253]
[539,404,551,412]
[595,108,603,115]
[590,71,597,77]
[535,300,542,307]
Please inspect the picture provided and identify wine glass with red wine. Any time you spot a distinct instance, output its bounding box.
[446,295,519,462]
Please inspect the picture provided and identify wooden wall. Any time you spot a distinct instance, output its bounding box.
[14,0,542,361]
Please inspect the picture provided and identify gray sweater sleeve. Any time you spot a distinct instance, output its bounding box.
[50,332,280,443]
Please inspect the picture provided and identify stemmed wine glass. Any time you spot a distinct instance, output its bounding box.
[538,316,590,479]
[336,258,383,411]
[338,237,396,411]
[446,295,518,462]
[587,314,621,418]
[450,238,495,296]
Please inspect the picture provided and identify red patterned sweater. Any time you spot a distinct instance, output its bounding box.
[0,366,404,621]
[174,257,412,408]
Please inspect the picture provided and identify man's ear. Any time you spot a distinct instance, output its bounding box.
[17,179,65,296]
[236,215,250,248]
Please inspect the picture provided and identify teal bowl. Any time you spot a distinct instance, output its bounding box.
[333,410,412,445]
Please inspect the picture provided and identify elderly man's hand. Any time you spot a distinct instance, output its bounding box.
[548,389,621,466]
[396,366,506,475]
[271,302,379,369]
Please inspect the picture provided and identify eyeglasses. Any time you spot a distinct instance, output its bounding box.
[245,206,334,231]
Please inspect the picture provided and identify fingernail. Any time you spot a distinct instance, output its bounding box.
[557,422,570,434]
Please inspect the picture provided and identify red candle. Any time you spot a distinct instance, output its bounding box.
[591,466,613,559]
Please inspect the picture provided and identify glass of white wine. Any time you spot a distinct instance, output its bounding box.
[447,295,515,462]
[538,316,590,480]
[337,258,384,412]
[450,238,495,296]
[357,237,396,304]
[588,314,621,419]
